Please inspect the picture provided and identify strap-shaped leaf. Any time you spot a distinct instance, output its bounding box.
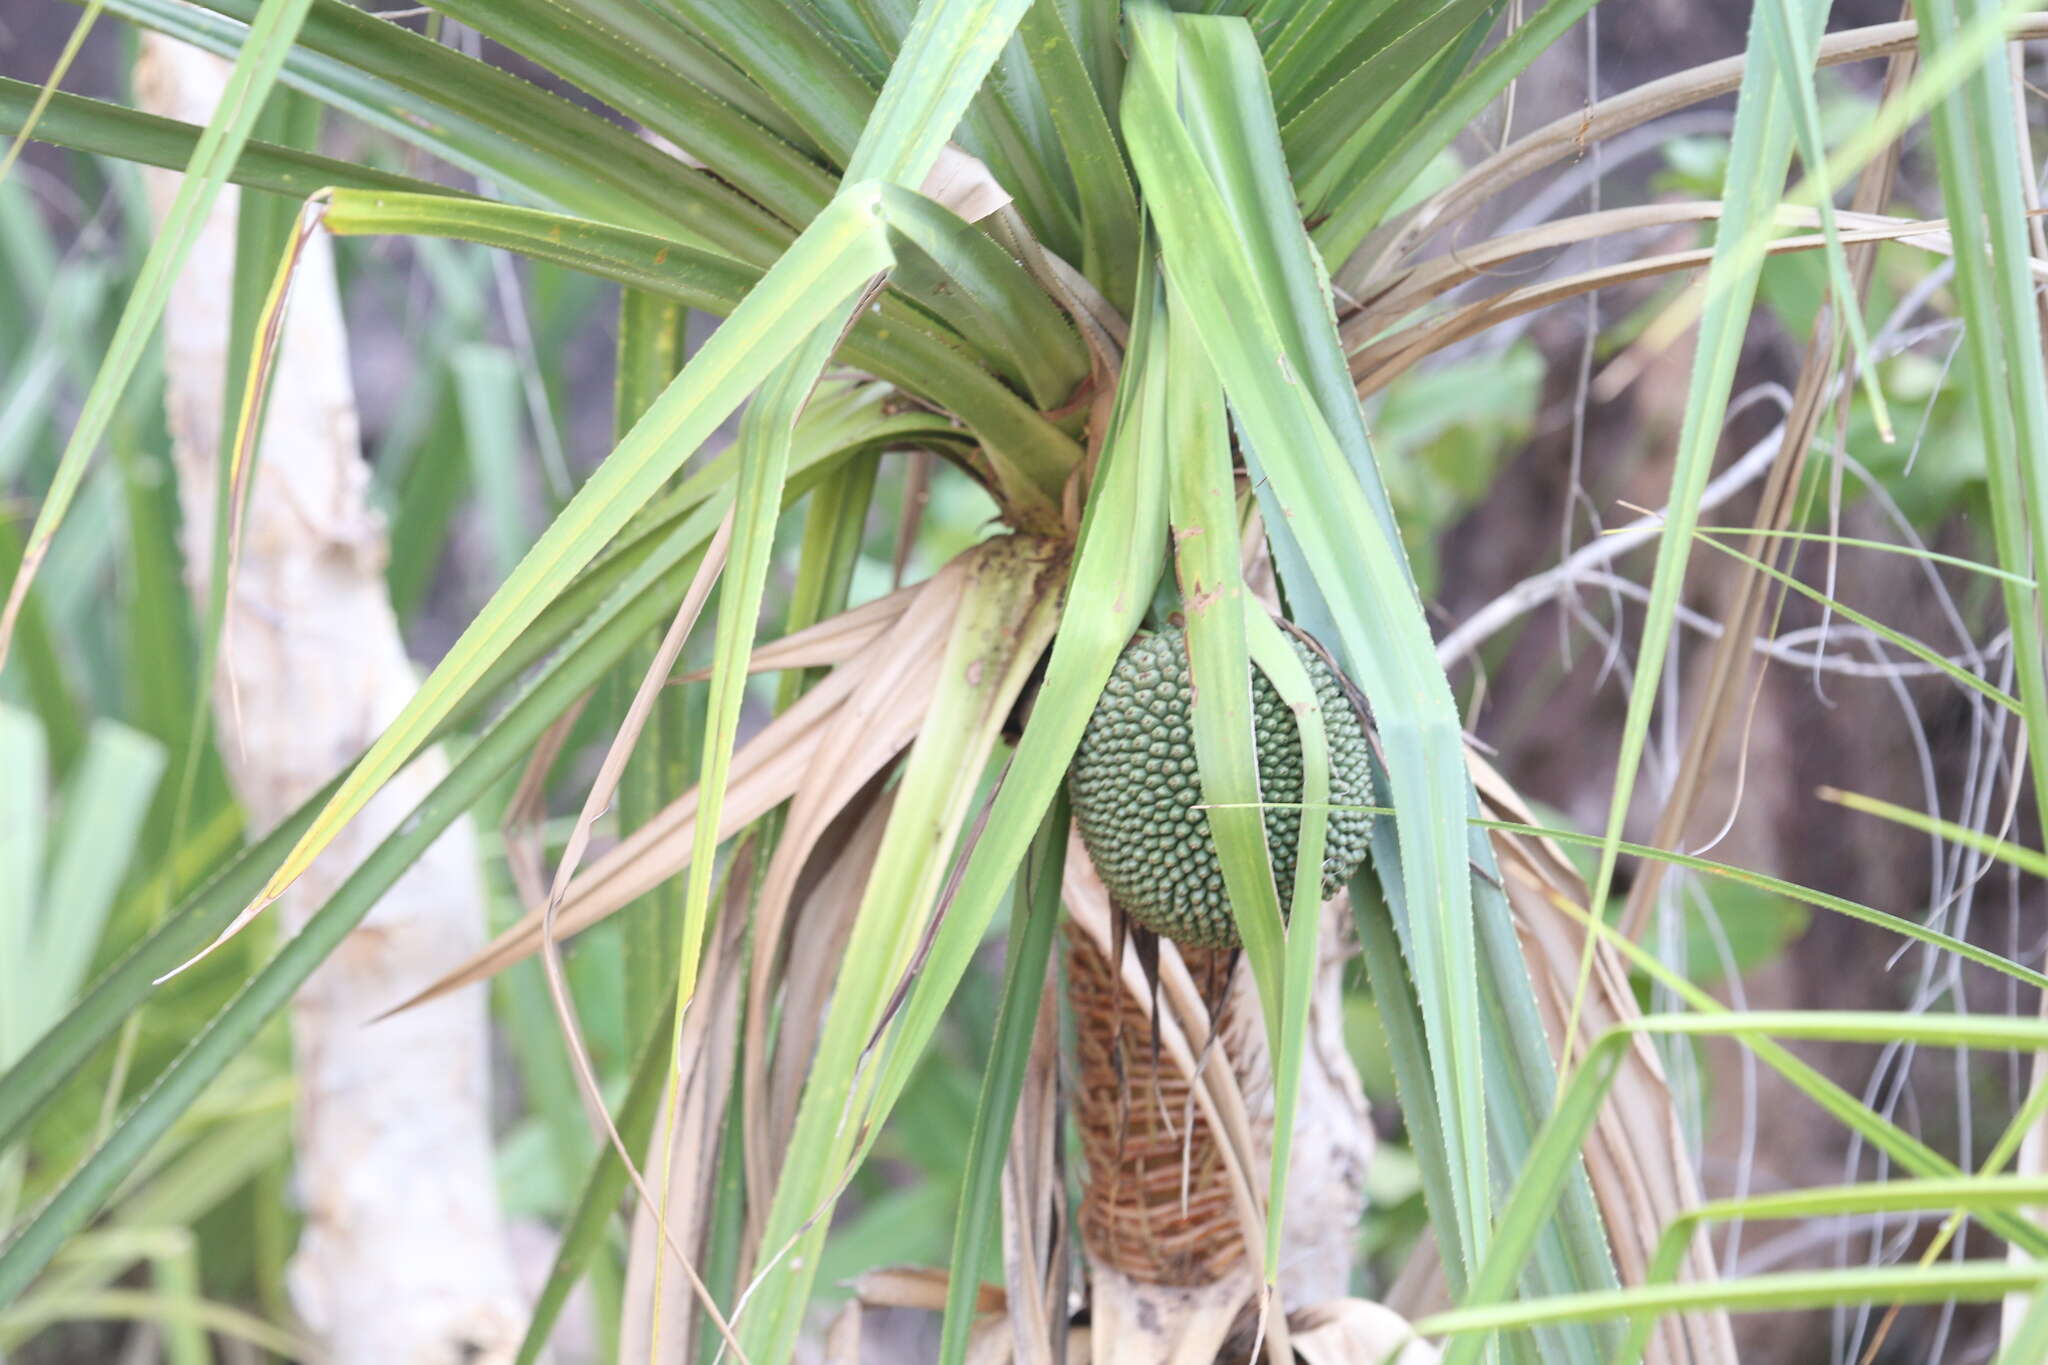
[0,78,458,200]
[1123,1,1492,1273]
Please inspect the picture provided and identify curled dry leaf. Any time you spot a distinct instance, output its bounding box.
[1345,13,2048,288]
[1349,216,2002,398]
[744,560,973,1214]
[922,142,1016,225]
[1341,204,1969,350]
[1289,1299,1439,1365]
[619,896,750,1364]
[669,580,922,683]
[385,595,911,1012]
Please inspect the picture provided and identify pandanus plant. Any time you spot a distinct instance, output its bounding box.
[7,0,2048,1360]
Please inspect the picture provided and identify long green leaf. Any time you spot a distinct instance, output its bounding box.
[90,0,750,250]
[1279,0,1499,188]
[1165,282,1298,1282]
[1124,3,1490,1273]
[319,192,1079,521]
[419,0,837,232]
[613,290,691,1049]
[0,79,458,200]
[859,243,1169,1214]
[1014,0,1140,308]
[741,535,1064,1360]
[667,0,879,167]
[879,183,1089,408]
[937,789,1066,1365]
[674,317,842,1036]
[1311,0,1599,265]
[1241,611,1331,1285]
[35,724,167,1026]
[1427,1262,2048,1344]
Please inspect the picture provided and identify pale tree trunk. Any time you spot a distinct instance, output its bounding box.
[135,36,529,1364]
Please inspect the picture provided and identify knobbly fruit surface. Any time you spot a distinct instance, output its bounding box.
[1069,626,1375,948]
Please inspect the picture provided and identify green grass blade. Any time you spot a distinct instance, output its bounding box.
[1819,787,2048,880]
[35,723,166,1024]
[1473,816,2048,994]
[614,290,691,1048]
[1441,889,2048,1361]
[319,191,1080,517]
[93,0,725,246]
[1691,532,2022,713]
[878,183,1088,408]
[937,789,1067,1365]
[0,0,316,670]
[1613,1166,2048,1360]
[0,78,457,200]
[513,982,681,1365]
[1753,0,1891,436]
[1014,0,1139,308]
[1447,1008,2048,1365]
[1429,1262,2048,1344]
[1909,0,2048,862]
[0,0,103,188]
[1309,0,1598,264]
[422,0,837,232]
